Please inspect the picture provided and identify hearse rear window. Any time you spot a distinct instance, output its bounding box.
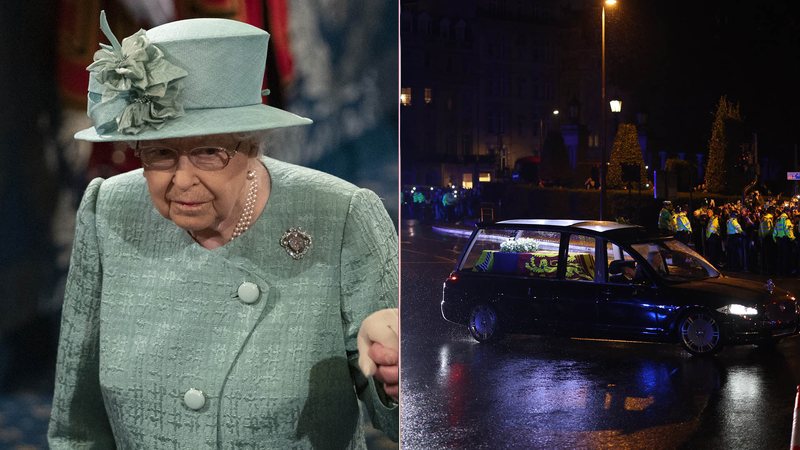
[460,228,562,278]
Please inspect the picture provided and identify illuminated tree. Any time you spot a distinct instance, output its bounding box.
[607,123,646,188]
[704,95,742,193]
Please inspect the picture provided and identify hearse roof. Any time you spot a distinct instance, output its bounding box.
[488,219,657,241]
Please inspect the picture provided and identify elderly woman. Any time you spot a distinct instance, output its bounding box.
[48,12,398,449]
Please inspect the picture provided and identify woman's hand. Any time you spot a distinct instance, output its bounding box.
[368,341,398,402]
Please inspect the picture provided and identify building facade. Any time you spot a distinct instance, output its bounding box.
[401,0,664,188]
[403,0,591,187]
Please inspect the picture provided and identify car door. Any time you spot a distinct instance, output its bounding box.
[551,233,601,332]
[513,228,563,331]
[596,241,664,336]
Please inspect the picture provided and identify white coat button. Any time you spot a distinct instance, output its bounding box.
[238,282,260,304]
[184,388,206,410]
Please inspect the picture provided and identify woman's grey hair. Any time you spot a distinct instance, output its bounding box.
[127,130,270,156]
[231,130,269,156]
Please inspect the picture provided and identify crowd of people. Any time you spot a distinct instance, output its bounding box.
[402,186,481,223]
[403,181,800,278]
[656,192,799,275]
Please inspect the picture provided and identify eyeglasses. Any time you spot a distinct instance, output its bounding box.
[135,141,242,171]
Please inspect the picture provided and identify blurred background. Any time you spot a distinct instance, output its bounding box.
[0,1,398,447]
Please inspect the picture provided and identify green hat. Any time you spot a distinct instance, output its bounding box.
[75,11,312,142]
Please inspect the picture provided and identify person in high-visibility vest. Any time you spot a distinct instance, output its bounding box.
[658,201,674,234]
[726,211,744,270]
[675,207,692,245]
[772,210,795,239]
[773,210,795,276]
[705,208,722,267]
[759,210,775,275]
[442,190,457,223]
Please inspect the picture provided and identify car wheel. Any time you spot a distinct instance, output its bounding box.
[678,310,723,356]
[468,304,500,342]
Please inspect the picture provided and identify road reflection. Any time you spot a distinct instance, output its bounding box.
[439,338,718,429]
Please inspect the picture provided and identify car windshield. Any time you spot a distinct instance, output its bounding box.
[629,239,720,282]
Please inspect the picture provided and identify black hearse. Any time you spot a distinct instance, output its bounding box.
[441,220,800,355]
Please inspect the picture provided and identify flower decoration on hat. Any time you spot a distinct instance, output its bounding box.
[86,11,188,135]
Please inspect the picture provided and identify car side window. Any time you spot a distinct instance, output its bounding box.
[566,234,596,282]
[631,243,668,277]
[606,242,641,284]
[461,228,561,278]
[460,228,518,271]
[517,230,561,278]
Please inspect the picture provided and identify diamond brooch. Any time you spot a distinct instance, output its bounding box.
[280,227,312,260]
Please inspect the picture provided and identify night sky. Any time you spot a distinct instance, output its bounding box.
[604,0,800,159]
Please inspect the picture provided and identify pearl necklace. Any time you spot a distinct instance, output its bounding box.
[231,169,258,241]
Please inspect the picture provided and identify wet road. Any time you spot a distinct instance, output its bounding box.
[400,223,800,449]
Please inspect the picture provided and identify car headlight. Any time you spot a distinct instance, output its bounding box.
[717,304,758,316]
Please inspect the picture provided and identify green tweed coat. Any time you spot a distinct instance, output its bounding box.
[48,156,399,449]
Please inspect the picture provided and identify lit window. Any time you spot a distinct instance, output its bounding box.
[479,172,492,182]
[462,173,473,189]
[424,88,433,104]
[401,88,412,106]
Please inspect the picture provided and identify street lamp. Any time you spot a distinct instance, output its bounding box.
[600,0,617,221]
[610,99,622,136]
